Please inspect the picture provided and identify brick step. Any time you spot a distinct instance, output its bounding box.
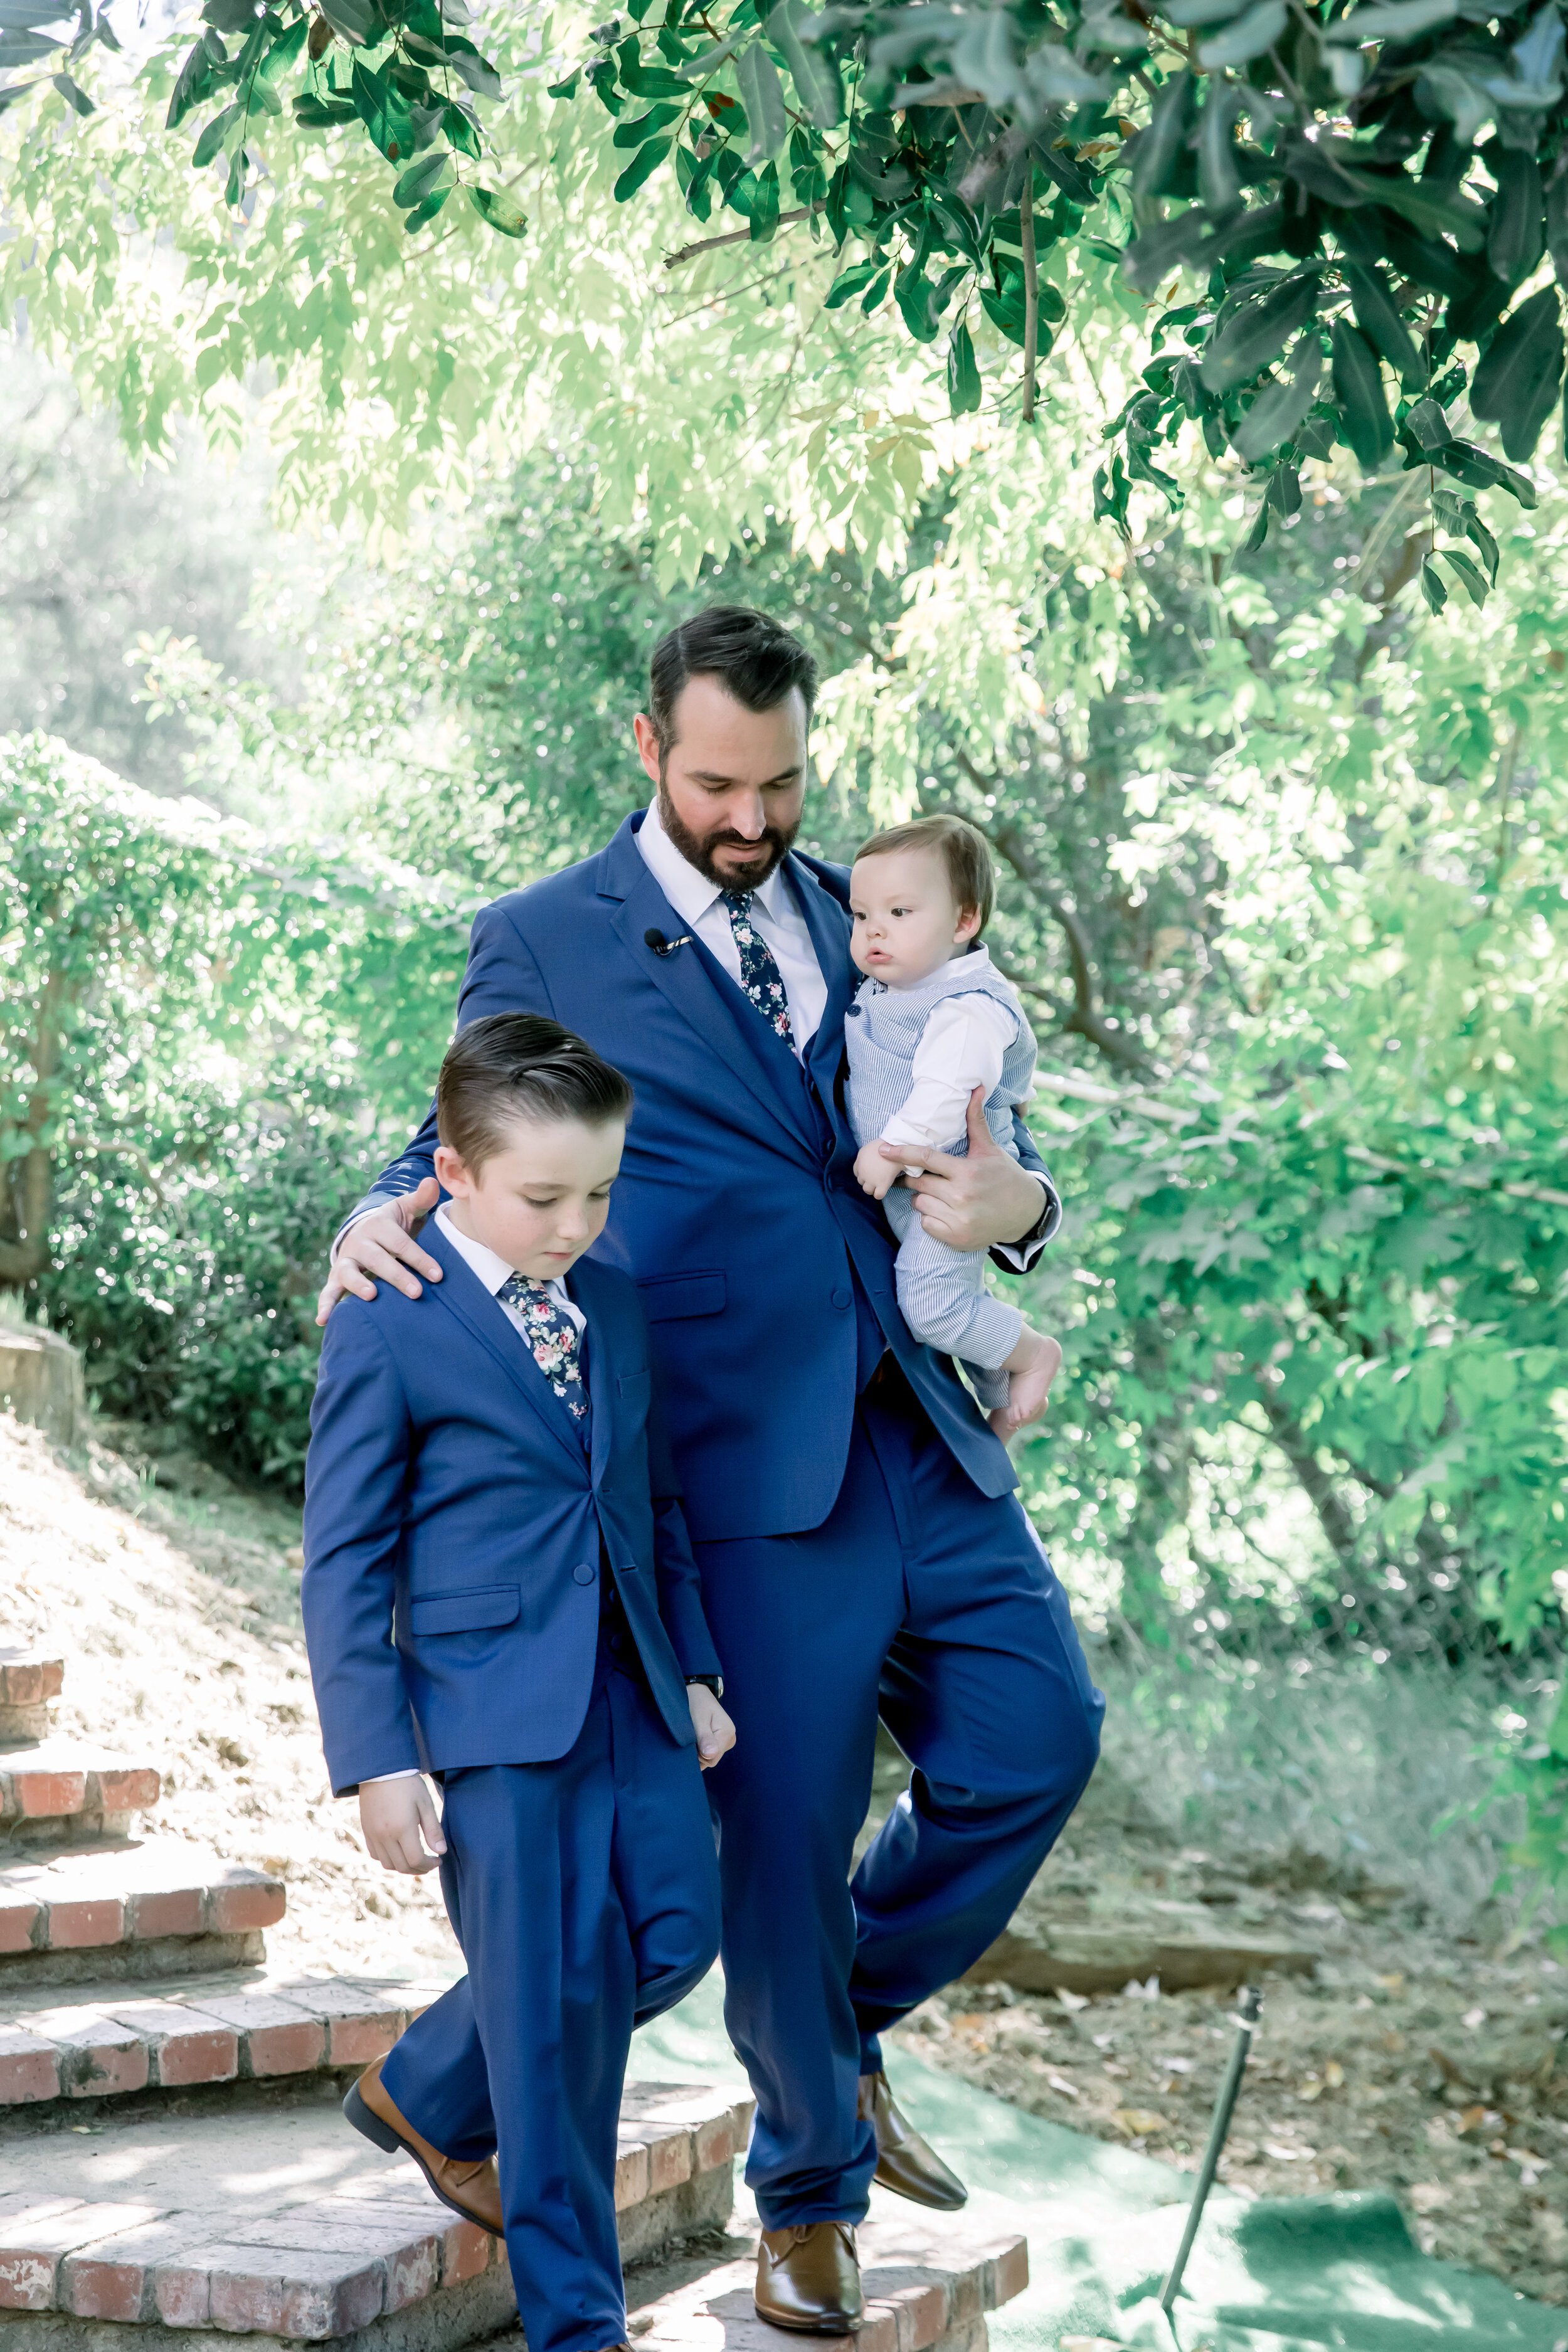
[0,1840,284,1989]
[0,1971,447,2107]
[0,2076,753,2348]
[632,2211,1029,2352]
[0,1651,63,1747]
[0,1740,161,1848]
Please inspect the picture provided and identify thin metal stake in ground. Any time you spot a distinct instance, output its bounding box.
[1159,1983,1263,2317]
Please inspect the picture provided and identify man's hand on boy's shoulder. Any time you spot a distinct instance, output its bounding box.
[359,1773,447,1873]
[317,1177,445,1325]
[687,1685,736,1770]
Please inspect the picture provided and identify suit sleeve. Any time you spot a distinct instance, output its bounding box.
[992,1116,1062,1271]
[646,1380,723,1682]
[336,899,558,1234]
[300,1306,422,1796]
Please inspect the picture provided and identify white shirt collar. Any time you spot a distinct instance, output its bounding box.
[637,791,793,929]
[435,1204,569,1305]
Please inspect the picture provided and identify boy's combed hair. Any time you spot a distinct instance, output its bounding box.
[854,813,997,934]
[438,1014,633,1172]
[649,606,819,755]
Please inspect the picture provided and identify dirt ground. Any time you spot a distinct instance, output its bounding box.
[2,1412,1564,2309]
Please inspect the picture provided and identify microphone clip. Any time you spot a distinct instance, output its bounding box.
[645,928,694,958]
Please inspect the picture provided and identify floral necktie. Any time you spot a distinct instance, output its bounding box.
[721,891,794,1048]
[497,1274,589,1441]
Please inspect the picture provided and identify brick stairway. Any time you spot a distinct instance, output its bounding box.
[0,1646,1027,2352]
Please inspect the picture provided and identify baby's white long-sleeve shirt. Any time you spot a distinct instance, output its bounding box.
[879,993,1022,1153]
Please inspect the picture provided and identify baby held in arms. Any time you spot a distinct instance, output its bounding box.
[846,813,1062,1440]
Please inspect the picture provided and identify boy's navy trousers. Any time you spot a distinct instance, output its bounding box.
[696,1366,1105,2228]
[380,1631,719,2352]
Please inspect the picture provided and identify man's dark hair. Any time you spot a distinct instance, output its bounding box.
[648,606,818,755]
[854,813,997,935]
[437,1014,633,1172]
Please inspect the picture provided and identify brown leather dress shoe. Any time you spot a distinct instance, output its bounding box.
[755,2223,863,2333]
[344,2053,505,2237]
[858,2071,967,2212]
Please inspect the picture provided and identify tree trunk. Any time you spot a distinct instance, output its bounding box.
[0,965,66,1285]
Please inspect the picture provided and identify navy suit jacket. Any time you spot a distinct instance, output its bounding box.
[302,1223,719,1794]
[347,813,1061,1543]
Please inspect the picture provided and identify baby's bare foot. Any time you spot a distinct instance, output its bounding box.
[987,1326,1062,1442]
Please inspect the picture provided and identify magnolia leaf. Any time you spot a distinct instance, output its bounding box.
[611,134,670,199]
[1470,285,1564,460]
[468,181,526,235]
[734,38,787,160]
[947,315,982,414]
[1200,269,1322,393]
[767,0,842,127]
[1197,0,1286,69]
[1330,315,1394,470]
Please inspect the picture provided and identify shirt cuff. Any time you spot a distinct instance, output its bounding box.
[992,1172,1054,1270]
[361,1767,424,1784]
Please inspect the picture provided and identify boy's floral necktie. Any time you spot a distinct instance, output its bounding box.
[721,891,794,1047]
[497,1275,589,1440]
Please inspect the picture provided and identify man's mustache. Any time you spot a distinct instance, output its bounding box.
[706,829,788,859]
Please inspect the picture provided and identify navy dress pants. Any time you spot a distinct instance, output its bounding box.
[694,1371,1104,2228]
[379,1646,720,2352]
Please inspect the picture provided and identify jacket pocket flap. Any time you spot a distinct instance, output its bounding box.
[409,1586,522,1637]
[637,1270,726,1323]
[617,1369,651,1399]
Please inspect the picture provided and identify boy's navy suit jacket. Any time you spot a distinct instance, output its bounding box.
[302,1221,719,1796]
[346,813,1061,1545]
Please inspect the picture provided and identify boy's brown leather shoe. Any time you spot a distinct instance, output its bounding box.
[755,2223,863,2333]
[858,2072,968,2212]
[344,2055,505,2237]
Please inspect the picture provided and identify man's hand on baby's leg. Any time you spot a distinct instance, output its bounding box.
[988,1325,1063,1443]
[854,1140,899,1200]
[359,1776,447,1873]
[687,1686,736,1769]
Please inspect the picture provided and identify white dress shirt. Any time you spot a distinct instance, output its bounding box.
[363,1209,583,1786]
[879,987,1020,1154]
[636,794,829,1053]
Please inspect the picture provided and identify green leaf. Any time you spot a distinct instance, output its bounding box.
[1487,147,1544,288]
[947,316,982,415]
[165,38,216,129]
[1200,270,1322,394]
[191,100,240,164]
[1429,437,1539,506]
[767,0,842,127]
[1420,552,1448,613]
[1344,262,1424,389]
[1230,332,1323,462]
[895,262,943,343]
[824,258,881,307]
[468,183,527,236]
[860,266,891,313]
[352,58,417,162]
[1197,83,1242,212]
[0,75,42,113]
[734,38,786,162]
[1470,286,1564,462]
[1130,68,1195,199]
[50,68,93,115]
[1197,0,1286,68]
[1438,546,1489,607]
[980,280,1027,346]
[612,135,670,201]
[748,156,781,239]
[443,36,503,102]
[404,182,452,231]
[442,100,480,159]
[316,0,374,45]
[293,90,357,124]
[1330,316,1394,472]
[612,102,681,147]
[393,149,450,208]
[1322,0,1457,39]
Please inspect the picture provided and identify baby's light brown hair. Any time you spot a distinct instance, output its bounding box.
[852,813,996,933]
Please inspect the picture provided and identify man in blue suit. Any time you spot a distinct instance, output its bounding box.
[321,607,1104,2333]
[303,1014,731,2352]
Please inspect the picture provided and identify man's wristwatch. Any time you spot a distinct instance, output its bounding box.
[686,1675,724,1697]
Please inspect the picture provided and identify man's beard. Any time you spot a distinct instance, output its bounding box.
[658,784,798,892]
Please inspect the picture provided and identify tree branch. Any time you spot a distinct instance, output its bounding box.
[1020,161,1039,423]
[1253,1380,1360,1569]
[664,202,823,269]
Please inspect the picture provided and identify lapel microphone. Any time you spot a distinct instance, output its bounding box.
[645,928,694,957]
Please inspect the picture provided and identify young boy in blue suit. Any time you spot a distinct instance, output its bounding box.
[301,1012,733,2352]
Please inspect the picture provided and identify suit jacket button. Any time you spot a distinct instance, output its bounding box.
[831,1287,852,1310]
[573,1563,596,1585]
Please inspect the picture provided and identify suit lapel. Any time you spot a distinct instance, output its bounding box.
[570,1264,617,1491]
[600,820,816,1160]
[423,1228,588,1474]
[788,854,857,1103]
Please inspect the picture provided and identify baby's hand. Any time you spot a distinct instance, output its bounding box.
[687,1685,736,1769]
[359,1775,446,1874]
[855,1140,898,1200]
